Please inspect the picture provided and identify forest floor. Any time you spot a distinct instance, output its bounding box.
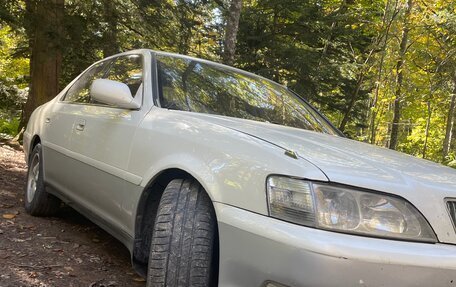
[0,144,146,287]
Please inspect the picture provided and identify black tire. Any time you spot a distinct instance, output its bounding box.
[147,178,217,287]
[24,143,61,216]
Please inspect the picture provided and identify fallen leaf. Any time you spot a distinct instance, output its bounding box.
[19,224,34,230]
[2,214,16,219]
[11,238,26,242]
[28,271,38,278]
[132,277,146,282]
[40,236,56,240]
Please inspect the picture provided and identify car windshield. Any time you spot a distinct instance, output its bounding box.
[156,54,339,135]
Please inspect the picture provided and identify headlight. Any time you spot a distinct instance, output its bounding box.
[267,176,437,242]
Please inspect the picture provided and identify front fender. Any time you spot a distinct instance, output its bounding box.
[23,105,48,163]
[129,109,328,216]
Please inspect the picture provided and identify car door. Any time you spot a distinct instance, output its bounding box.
[68,53,149,236]
[42,60,112,196]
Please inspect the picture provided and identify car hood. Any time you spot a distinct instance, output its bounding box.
[191,113,456,197]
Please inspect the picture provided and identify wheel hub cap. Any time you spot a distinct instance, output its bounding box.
[26,153,40,203]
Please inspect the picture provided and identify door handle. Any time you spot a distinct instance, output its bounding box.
[75,119,86,131]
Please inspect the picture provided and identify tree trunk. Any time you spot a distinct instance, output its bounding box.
[369,0,399,144]
[176,4,192,55]
[102,0,119,57]
[422,101,431,159]
[452,109,456,152]
[222,0,242,65]
[318,1,350,67]
[20,0,64,130]
[339,73,364,132]
[443,75,456,158]
[389,0,413,150]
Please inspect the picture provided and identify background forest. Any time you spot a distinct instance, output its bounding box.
[0,0,455,166]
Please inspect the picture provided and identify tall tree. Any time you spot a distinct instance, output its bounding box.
[0,0,455,166]
[222,0,242,65]
[389,0,413,150]
[368,0,400,144]
[102,0,119,57]
[20,0,64,129]
[444,75,456,157]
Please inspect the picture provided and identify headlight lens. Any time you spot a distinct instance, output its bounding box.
[267,176,437,242]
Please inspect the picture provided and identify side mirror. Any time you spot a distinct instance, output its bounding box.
[90,79,140,109]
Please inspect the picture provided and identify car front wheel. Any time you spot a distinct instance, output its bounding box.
[24,143,61,216]
[147,178,218,287]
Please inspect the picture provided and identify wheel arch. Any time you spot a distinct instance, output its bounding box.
[28,135,42,161]
[132,167,220,278]
[31,135,41,149]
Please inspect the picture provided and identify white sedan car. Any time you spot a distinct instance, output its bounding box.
[23,49,456,287]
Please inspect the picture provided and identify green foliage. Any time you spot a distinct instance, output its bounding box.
[399,114,445,161]
[0,77,24,137]
[0,78,26,112]
[235,0,383,137]
[0,25,28,137]
[0,0,455,163]
[0,115,20,138]
[445,150,456,169]
[58,0,222,88]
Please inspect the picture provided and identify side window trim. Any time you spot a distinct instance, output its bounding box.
[132,53,146,109]
[151,51,160,107]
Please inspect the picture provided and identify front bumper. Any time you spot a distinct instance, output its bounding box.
[215,202,456,287]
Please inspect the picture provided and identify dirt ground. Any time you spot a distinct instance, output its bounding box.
[0,144,146,287]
